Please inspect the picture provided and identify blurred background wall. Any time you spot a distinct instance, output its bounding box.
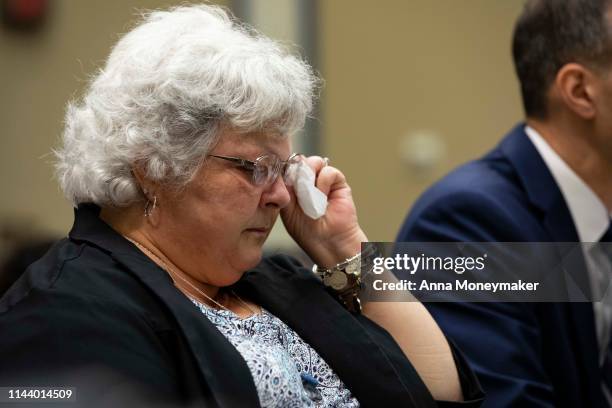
[0,0,525,263]
[320,0,524,240]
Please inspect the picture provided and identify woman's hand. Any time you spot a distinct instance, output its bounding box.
[280,156,368,267]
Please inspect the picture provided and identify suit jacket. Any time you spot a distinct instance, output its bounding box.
[0,204,483,407]
[396,124,605,407]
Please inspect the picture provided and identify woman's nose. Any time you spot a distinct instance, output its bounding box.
[260,175,291,209]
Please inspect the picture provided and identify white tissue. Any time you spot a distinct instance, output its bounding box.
[285,161,328,219]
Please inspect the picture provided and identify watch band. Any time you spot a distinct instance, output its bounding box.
[312,243,381,314]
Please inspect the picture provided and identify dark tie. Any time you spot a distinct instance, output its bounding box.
[600,222,612,391]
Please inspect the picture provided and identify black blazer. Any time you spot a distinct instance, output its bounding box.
[0,204,483,407]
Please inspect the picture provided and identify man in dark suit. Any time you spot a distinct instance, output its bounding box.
[396,0,612,406]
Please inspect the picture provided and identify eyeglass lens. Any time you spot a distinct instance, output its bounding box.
[253,154,300,185]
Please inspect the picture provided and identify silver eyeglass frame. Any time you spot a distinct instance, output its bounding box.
[208,152,300,185]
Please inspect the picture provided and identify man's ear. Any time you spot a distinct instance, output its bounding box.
[554,63,597,119]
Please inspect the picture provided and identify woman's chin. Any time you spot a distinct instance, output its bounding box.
[222,249,263,282]
[240,248,264,270]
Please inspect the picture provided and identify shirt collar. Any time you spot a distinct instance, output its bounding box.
[525,125,611,242]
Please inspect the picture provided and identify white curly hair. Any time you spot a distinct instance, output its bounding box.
[54,4,318,207]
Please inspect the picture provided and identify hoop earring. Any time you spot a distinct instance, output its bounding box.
[144,195,157,217]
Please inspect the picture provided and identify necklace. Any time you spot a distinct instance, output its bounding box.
[123,236,258,315]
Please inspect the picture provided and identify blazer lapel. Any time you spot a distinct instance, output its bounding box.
[500,125,593,295]
[114,253,261,408]
[236,256,437,408]
[500,125,603,406]
[542,199,593,300]
[69,204,261,408]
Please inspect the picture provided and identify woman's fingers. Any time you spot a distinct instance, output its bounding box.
[299,155,347,197]
[315,166,346,197]
[302,155,328,176]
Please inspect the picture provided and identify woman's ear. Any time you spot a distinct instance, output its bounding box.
[131,165,153,199]
[131,165,162,221]
[554,63,597,119]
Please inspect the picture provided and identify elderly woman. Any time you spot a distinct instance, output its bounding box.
[0,5,483,408]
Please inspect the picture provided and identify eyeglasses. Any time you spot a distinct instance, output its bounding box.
[208,152,300,186]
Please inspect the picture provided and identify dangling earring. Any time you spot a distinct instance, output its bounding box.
[144,195,157,217]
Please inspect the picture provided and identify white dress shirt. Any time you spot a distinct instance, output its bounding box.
[526,125,612,401]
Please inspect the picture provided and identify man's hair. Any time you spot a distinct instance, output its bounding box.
[512,0,612,118]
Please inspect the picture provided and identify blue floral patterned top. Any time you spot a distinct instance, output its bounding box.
[190,298,359,408]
